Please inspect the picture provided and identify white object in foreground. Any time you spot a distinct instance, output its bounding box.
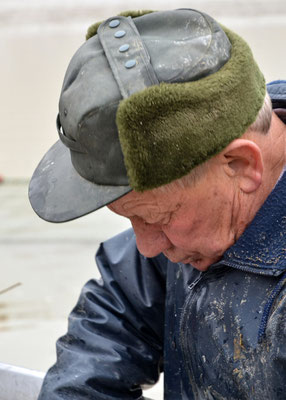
[0,362,156,400]
[0,363,44,400]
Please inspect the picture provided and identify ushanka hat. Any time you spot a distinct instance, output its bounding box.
[29,9,266,223]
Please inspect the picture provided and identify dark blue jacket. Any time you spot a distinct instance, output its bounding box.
[38,81,286,400]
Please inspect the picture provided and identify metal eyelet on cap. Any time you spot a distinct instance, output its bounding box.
[125,59,136,69]
[119,44,130,53]
[114,30,126,38]
[97,15,159,98]
[109,19,120,28]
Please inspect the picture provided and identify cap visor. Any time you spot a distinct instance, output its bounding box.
[28,140,131,223]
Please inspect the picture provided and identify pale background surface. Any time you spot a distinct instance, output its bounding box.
[0,1,286,398]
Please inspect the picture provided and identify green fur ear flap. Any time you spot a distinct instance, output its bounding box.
[116,27,266,191]
[86,10,154,40]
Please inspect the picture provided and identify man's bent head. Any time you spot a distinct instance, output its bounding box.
[29,9,266,224]
[109,100,286,271]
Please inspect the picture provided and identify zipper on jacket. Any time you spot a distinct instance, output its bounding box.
[179,271,204,398]
[188,272,203,290]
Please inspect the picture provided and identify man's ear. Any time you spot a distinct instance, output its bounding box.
[221,139,263,193]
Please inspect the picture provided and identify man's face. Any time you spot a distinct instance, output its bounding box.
[108,166,236,271]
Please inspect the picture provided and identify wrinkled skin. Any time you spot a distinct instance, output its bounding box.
[109,113,286,271]
[109,166,236,271]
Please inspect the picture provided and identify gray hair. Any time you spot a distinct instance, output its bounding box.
[153,92,272,194]
[246,91,272,134]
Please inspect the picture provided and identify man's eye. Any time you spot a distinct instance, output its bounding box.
[163,214,172,225]
[143,214,171,226]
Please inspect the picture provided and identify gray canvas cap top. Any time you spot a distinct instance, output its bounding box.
[29,9,231,223]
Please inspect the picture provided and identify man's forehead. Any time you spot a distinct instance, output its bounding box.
[108,188,179,215]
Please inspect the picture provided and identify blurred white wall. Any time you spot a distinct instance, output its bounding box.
[0,0,286,179]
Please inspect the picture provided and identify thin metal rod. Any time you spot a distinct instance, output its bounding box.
[0,283,22,296]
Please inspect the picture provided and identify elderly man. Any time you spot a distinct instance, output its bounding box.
[29,9,286,400]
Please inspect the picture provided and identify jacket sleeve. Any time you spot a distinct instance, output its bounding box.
[38,228,167,400]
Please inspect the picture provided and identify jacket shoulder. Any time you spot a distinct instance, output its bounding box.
[267,80,286,106]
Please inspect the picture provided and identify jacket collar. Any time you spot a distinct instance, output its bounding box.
[218,164,286,277]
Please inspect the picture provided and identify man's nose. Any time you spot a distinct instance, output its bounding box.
[131,218,172,257]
